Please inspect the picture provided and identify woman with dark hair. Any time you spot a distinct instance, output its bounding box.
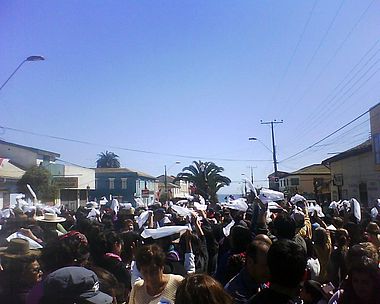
[129,244,183,304]
[175,273,233,304]
[93,230,131,295]
[329,256,380,304]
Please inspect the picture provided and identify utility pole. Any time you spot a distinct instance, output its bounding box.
[261,119,283,190]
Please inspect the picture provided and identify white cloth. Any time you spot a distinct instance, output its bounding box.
[86,208,100,220]
[307,257,321,281]
[193,202,207,211]
[6,232,43,249]
[290,194,306,204]
[268,201,284,211]
[223,220,235,237]
[350,198,361,222]
[171,205,193,217]
[137,211,152,228]
[111,199,119,214]
[371,207,379,220]
[259,188,284,203]
[222,198,248,212]
[141,226,190,239]
[184,252,195,274]
[130,261,142,286]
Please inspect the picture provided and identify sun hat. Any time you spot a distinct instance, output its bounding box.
[0,238,40,259]
[36,212,66,223]
[43,266,113,304]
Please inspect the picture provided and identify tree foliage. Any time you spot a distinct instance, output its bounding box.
[96,151,121,168]
[18,165,58,202]
[175,160,231,203]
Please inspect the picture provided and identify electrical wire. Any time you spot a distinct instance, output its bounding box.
[0,125,272,163]
[280,108,370,163]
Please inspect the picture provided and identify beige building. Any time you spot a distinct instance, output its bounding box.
[156,175,190,200]
[279,164,331,201]
[0,160,25,209]
[322,140,377,205]
[322,103,380,206]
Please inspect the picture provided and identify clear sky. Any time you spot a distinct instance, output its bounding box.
[1,1,380,194]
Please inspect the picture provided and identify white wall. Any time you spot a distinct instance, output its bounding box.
[64,165,95,189]
[0,143,39,169]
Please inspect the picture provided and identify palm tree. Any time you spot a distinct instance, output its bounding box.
[96,151,121,168]
[175,160,231,203]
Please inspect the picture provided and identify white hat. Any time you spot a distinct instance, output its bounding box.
[141,226,190,239]
[329,201,338,210]
[290,194,306,205]
[222,198,248,212]
[259,188,284,203]
[36,213,66,223]
[198,195,206,205]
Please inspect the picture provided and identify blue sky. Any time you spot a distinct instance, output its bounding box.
[1,1,379,194]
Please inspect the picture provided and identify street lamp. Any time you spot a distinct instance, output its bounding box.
[164,161,181,201]
[0,55,45,91]
[248,137,272,153]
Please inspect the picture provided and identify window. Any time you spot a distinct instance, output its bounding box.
[121,178,127,189]
[290,178,299,186]
[373,133,380,164]
[108,178,115,190]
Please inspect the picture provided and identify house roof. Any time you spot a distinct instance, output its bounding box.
[322,140,372,165]
[290,164,331,175]
[267,171,289,178]
[0,161,25,179]
[156,175,176,183]
[95,167,157,179]
[0,140,60,158]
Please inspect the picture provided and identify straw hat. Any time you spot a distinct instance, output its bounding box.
[36,212,66,223]
[0,238,40,259]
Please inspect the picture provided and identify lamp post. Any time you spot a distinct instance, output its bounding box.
[164,161,181,201]
[0,55,45,92]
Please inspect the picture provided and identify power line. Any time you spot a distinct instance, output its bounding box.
[285,40,380,148]
[0,125,272,163]
[281,0,346,118]
[271,0,318,103]
[287,0,376,116]
[280,108,370,163]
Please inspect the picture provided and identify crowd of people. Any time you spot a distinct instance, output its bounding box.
[0,189,379,304]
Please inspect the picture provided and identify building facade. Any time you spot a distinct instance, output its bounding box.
[156,175,190,200]
[0,159,25,209]
[322,103,380,206]
[279,164,331,201]
[92,168,158,206]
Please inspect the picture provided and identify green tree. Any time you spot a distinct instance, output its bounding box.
[18,166,58,202]
[175,160,231,203]
[96,151,121,168]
